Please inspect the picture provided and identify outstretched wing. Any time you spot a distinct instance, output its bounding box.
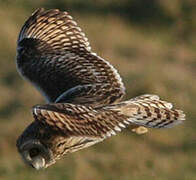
[16,8,125,104]
[28,94,185,161]
[32,94,185,139]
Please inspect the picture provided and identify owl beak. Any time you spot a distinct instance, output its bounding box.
[31,155,46,170]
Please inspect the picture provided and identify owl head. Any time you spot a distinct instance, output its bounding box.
[16,121,58,169]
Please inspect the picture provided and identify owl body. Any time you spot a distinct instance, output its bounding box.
[16,8,185,170]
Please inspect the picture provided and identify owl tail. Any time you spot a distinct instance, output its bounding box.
[108,94,185,129]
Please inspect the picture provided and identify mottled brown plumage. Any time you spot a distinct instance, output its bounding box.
[16,8,125,104]
[16,8,185,170]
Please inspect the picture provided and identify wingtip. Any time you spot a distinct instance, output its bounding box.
[177,109,186,121]
[158,109,186,128]
[31,8,45,16]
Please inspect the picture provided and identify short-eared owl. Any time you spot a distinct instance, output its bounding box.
[16,8,185,170]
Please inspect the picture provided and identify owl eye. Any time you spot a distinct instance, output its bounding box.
[29,148,40,158]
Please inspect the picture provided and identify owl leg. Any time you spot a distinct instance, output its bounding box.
[55,83,121,106]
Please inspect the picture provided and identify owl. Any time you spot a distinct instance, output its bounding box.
[16,8,185,170]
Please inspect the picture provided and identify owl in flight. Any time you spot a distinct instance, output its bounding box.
[16,8,185,170]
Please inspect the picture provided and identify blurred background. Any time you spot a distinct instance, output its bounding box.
[0,0,195,179]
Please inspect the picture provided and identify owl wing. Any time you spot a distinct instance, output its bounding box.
[16,8,125,104]
[32,103,130,139]
[17,8,91,53]
[32,94,185,139]
[31,94,185,154]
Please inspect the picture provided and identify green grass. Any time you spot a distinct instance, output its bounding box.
[0,2,195,180]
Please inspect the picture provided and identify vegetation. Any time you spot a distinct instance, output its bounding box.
[0,1,195,179]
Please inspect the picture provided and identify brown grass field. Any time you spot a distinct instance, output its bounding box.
[0,1,195,180]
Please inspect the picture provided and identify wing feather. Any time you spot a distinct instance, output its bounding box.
[16,8,125,104]
[32,103,132,139]
[18,8,91,52]
[32,94,185,139]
